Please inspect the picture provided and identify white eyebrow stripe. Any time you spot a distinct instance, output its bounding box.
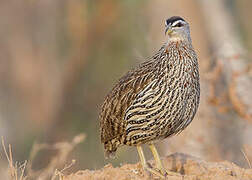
[172,20,185,26]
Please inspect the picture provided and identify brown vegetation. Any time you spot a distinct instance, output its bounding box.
[1,134,86,180]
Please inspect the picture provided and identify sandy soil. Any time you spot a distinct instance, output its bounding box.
[64,153,252,180]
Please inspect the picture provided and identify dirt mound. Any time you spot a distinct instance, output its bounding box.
[64,153,252,180]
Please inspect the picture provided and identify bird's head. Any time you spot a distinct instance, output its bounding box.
[165,16,191,42]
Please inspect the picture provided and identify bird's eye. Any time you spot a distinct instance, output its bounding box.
[174,22,183,27]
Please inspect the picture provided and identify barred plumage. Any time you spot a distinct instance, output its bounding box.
[100,16,200,178]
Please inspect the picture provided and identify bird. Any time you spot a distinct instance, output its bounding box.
[100,16,200,178]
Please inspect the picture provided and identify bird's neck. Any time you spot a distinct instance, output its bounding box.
[166,36,192,46]
[153,39,194,62]
[159,39,192,54]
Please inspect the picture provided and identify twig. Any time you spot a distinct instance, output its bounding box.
[20,160,28,180]
[1,136,11,165]
[241,148,251,168]
[1,136,18,180]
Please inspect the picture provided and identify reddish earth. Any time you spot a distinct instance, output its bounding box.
[64,153,252,180]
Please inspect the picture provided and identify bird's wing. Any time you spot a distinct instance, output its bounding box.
[124,77,169,143]
[100,60,158,144]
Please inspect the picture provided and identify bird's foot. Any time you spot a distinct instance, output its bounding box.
[149,166,180,179]
[160,168,180,177]
[142,164,179,179]
[143,166,166,179]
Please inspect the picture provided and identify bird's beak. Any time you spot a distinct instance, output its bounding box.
[165,26,172,36]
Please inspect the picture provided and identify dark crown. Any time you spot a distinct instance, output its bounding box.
[165,16,185,26]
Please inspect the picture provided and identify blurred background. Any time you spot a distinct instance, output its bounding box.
[0,0,252,178]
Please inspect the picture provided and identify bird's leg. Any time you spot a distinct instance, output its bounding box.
[136,145,165,179]
[149,143,178,176]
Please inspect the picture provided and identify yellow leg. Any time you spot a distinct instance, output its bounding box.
[136,145,165,179]
[149,143,178,176]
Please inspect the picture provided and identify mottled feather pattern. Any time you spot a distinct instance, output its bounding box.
[100,40,200,158]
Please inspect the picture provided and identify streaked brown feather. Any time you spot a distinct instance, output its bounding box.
[100,59,158,143]
[100,40,200,158]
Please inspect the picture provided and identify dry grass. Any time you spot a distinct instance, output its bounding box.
[1,134,86,180]
[2,134,251,180]
[1,136,27,180]
[241,147,252,169]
